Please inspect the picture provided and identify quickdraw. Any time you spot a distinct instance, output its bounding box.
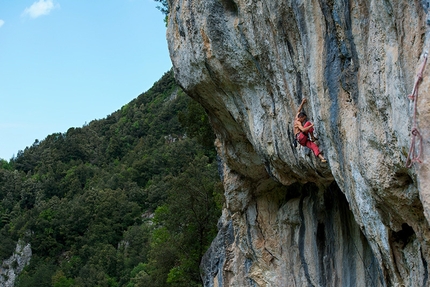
[406,52,427,168]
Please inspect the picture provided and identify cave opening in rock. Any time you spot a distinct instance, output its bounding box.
[391,223,415,246]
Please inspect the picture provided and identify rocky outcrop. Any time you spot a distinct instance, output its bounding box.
[0,240,32,287]
[167,0,430,286]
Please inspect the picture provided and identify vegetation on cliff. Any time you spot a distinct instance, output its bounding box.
[0,70,223,287]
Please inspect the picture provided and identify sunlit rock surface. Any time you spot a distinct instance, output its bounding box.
[0,240,32,287]
[167,0,430,286]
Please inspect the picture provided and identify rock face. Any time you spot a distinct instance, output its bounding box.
[0,240,32,287]
[167,0,430,286]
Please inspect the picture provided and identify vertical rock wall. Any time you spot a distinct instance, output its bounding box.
[201,182,386,286]
[167,0,430,286]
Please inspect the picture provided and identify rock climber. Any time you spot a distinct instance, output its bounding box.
[294,98,327,163]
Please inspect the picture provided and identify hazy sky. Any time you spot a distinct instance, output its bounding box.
[0,0,172,160]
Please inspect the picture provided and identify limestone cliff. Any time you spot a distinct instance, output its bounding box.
[167,0,430,286]
[0,240,31,287]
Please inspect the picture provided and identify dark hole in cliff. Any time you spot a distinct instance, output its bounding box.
[393,171,413,187]
[316,222,327,286]
[317,222,326,251]
[220,0,238,15]
[422,247,429,286]
[391,223,415,246]
[324,181,339,210]
[284,182,302,202]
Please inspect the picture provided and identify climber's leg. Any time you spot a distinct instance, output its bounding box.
[305,141,326,162]
[305,140,320,156]
[297,132,307,146]
[304,121,317,141]
[318,154,327,163]
[303,121,314,133]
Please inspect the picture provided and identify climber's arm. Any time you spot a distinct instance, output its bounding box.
[296,98,307,116]
[294,120,313,133]
[301,123,314,133]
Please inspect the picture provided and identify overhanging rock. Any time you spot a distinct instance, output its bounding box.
[167,0,430,285]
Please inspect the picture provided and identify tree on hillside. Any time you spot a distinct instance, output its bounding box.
[141,155,223,286]
[1,70,223,287]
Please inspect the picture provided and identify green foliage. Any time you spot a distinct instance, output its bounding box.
[52,270,74,287]
[0,70,223,286]
[16,260,57,287]
[154,0,169,15]
[143,155,222,286]
[154,0,169,24]
[179,98,216,155]
[0,159,13,170]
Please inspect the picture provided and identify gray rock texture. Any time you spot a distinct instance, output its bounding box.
[0,240,32,287]
[167,0,430,286]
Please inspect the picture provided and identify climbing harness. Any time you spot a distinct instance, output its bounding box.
[406,52,427,168]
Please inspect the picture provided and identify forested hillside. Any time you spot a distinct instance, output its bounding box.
[0,70,223,287]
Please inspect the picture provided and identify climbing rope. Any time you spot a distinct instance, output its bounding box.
[406,52,428,168]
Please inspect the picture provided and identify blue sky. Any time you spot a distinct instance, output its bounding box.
[0,0,172,160]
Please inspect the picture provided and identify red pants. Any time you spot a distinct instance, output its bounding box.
[297,122,321,157]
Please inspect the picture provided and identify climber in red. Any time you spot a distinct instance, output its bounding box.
[294,98,327,163]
